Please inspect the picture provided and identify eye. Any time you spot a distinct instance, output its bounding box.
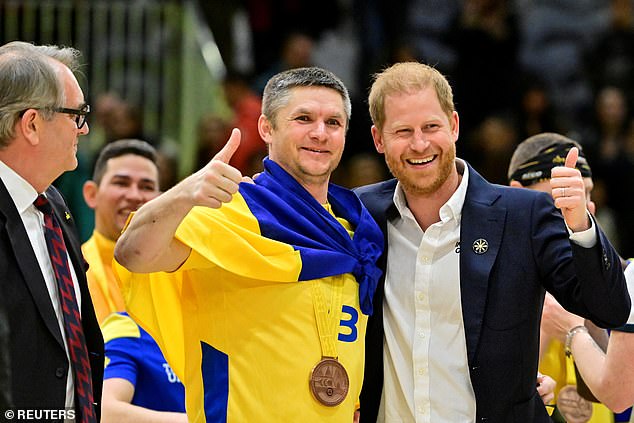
[294,115,310,122]
[327,118,342,127]
[394,128,413,137]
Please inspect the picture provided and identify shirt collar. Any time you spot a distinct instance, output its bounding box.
[393,159,470,223]
[0,159,39,214]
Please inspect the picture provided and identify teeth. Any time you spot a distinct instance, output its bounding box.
[408,156,433,164]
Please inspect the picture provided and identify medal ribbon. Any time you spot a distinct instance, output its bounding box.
[311,276,345,358]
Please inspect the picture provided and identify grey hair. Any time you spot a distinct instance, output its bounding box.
[0,41,82,148]
[261,67,351,130]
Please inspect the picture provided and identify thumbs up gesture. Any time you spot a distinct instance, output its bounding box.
[550,147,590,232]
[184,128,244,209]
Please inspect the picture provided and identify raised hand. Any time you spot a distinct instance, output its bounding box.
[184,128,243,209]
[550,147,590,232]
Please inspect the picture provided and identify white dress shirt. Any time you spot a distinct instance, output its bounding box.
[379,160,598,423]
[0,159,81,414]
[380,160,475,423]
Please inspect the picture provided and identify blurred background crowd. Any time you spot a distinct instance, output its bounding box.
[1,0,633,260]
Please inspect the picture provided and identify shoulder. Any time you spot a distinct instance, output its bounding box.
[102,312,141,344]
[353,179,397,197]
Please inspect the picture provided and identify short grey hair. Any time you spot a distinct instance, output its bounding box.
[261,67,351,130]
[0,41,82,148]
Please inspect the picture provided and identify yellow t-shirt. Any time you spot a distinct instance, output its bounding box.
[82,230,125,325]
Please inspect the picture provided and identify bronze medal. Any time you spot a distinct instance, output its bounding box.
[557,385,593,423]
[309,357,349,406]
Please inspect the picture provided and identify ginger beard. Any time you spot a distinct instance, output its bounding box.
[384,140,456,196]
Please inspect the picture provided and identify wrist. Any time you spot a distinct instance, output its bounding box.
[564,325,589,357]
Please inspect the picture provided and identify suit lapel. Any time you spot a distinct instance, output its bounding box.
[0,181,64,348]
[459,166,506,363]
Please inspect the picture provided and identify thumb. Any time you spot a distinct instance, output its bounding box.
[564,146,578,169]
[213,128,241,164]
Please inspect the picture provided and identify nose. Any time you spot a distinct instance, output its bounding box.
[309,120,327,141]
[79,122,90,136]
[409,128,429,151]
[125,185,144,203]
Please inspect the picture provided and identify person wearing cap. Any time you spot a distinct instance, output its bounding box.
[508,132,617,423]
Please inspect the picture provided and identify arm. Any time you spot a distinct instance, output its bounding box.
[101,378,187,423]
[114,129,243,272]
[542,293,634,412]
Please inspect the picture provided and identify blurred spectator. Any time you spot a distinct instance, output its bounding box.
[252,32,315,95]
[517,0,611,132]
[196,113,231,170]
[222,71,266,174]
[584,86,630,159]
[585,0,634,107]
[244,0,339,76]
[451,0,521,138]
[516,75,564,141]
[587,86,634,258]
[403,0,462,75]
[94,92,159,146]
[352,0,409,96]
[334,153,389,189]
[464,114,518,185]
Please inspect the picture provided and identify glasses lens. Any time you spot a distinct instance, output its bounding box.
[77,105,90,129]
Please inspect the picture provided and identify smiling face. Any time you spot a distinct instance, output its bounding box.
[84,153,159,240]
[372,87,459,198]
[259,86,346,197]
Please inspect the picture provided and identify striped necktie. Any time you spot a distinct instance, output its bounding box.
[34,194,96,423]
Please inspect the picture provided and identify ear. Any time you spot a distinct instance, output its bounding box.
[371,125,385,154]
[258,114,273,147]
[19,109,41,146]
[82,180,99,209]
[509,180,524,188]
[451,111,460,142]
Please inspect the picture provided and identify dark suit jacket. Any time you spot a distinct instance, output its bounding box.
[0,180,103,420]
[355,164,630,423]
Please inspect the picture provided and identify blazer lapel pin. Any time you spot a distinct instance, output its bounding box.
[472,238,488,254]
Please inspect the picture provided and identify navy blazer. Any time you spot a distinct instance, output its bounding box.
[0,180,103,419]
[355,164,630,423]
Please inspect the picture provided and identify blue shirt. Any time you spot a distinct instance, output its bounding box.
[103,312,185,412]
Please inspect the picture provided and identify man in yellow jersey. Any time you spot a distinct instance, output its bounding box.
[81,139,188,421]
[508,132,615,423]
[113,67,384,422]
[82,139,160,324]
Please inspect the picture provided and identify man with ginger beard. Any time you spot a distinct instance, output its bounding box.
[354,62,629,422]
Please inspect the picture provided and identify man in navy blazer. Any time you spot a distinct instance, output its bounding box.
[355,62,630,422]
[0,42,103,419]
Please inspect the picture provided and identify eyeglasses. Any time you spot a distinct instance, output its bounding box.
[52,104,90,129]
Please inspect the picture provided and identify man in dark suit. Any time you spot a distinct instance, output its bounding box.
[0,41,103,420]
[355,62,630,422]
